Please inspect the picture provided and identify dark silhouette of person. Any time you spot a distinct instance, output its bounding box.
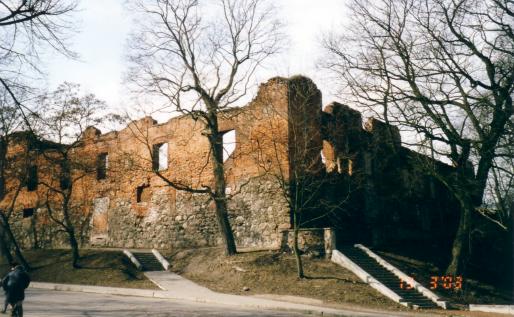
[1,263,30,315]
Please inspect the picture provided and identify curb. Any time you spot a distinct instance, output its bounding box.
[29,282,402,317]
[469,304,514,315]
[30,282,157,297]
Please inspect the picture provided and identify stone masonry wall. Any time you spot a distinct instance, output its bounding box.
[228,176,290,249]
[3,75,457,254]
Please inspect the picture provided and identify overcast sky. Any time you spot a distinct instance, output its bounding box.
[45,0,347,115]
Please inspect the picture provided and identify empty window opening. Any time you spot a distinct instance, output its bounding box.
[60,169,71,190]
[339,158,354,175]
[136,185,151,203]
[23,208,34,218]
[60,176,71,190]
[152,143,168,171]
[348,159,353,176]
[97,153,108,180]
[27,165,38,191]
[222,130,236,162]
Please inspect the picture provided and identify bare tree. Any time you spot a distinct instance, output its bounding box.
[0,87,33,269]
[126,0,284,255]
[323,0,514,275]
[36,82,105,268]
[0,0,77,117]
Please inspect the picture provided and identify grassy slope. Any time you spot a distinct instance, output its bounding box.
[1,247,509,315]
[0,249,157,289]
[167,247,408,311]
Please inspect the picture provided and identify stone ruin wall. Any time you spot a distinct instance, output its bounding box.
[3,75,458,252]
[320,102,459,246]
[5,77,296,251]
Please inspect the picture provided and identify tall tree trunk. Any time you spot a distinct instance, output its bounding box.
[31,212,39,249]
[0,229,13,265]
[209,120,236,256]
[211,167,238,256]
[68,228,81,268]
[63,200,81,268]
[445,203,472,276]
[292,211,304,278]
[0,215,30,270]
[213,195,236,256]
[446,162,490,276]
[6,226,30,270]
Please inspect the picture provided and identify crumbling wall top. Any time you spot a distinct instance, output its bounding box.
[364,117,401,147]
[82,126,101,140]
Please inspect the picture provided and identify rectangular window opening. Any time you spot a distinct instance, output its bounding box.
[136,185,151,203]
[60,176,71,190]
[27,165,38,191]
[348,159,353,176]
[60,168,71,190]
[222,130,236,163]
[97,153,108,180]
[23,208,34,218]
[152,143,168,171]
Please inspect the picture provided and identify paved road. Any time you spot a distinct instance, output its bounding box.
[1,289,451,317]
[2,289,308,317]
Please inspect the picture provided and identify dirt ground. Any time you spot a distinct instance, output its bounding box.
[166,247,514,316]
[167,247,410,311]
[0,248,510,316]
[0,249,157,289]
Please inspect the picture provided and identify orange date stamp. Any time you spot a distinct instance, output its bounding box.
[430,275,463,290]
[399,275,463,290]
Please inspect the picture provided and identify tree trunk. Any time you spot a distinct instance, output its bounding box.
[62,199,81,268]
[292,212,304,278]
[6,226,30,270]
[31,212,39,249]
[213,196,237,255]
[446,163,489,276]
[68,228,81,268]
[0,229,13,265]
[0,214,30,270]
[210,124,236,256]
[445,203,472,276]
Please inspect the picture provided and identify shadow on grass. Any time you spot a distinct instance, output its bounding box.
[76,265,113,270]
[303,275,365,284]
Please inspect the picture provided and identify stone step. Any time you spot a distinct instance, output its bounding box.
[338,246,440,309]
[132,252,165,271]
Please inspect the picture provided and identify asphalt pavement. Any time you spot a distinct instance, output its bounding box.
[3,289,307,317]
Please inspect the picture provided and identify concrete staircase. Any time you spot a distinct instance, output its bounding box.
[132,252,165,271]
[338,246,438,309]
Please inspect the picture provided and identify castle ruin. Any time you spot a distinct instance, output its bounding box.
[0,76,459,253]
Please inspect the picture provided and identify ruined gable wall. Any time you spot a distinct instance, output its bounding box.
[287,77,324,179]
[5,77,298,251]
[222,78,293,248]
[94,78,295,250]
